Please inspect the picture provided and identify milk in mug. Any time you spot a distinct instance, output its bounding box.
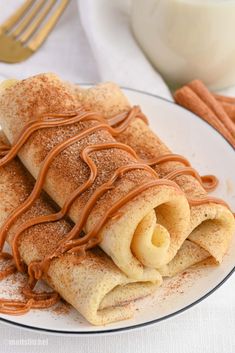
[131,0,235,89]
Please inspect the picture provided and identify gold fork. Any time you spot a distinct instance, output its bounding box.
[0,0,69,63]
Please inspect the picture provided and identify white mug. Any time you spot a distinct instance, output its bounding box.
[131,0,235,90]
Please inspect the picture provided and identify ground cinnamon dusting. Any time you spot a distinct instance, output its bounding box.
[0,105,179,315]
[0,77,233,319]
[158,268,203,301]
[52,300,71,316]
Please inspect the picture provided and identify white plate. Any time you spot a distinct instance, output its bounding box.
[0,87,234,336]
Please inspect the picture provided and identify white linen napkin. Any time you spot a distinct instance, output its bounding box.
[78,0,172,99]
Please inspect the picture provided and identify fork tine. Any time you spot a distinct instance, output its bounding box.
[28,0,69,51]
[1,0,35,32]
[12,0,48,38]
[19,0,56,43]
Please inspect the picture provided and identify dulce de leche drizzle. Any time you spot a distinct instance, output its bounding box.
[107,109,232,211]
[0,144,59,314]
[0,105,233,315]
[138,155,229,209]
[107,110,219,193]
[0,106,178,315]
[137,154,218,193]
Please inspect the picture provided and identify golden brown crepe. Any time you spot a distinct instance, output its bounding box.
[0,74,190,280]
[0,132,161,325]
[75,82,235,276]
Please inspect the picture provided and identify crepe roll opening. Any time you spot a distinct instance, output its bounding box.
[158,240,210,277]
[188,206,235,263]
[131,198,189,269]
[100,185,190,279]
[49,252,161,326]
[131,210,170,268]
[99,281,156,310]
[88,278,160,325]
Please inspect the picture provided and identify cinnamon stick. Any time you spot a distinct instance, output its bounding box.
[174,86,235,148]
[187,80,235,139]
[220,102,235,123]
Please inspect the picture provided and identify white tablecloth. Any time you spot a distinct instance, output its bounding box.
[0,1,234,352]
[1,277,235,353]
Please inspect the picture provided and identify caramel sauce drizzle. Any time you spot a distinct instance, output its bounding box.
[0,145,60,313]
[0,105,232,315]
[108,110,233,212]
[138,154,218,193]
[126,116,232,211]
[107,111,218,193]
[0,295,59,315]
[0,106,178,314]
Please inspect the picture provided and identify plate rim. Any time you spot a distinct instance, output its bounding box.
[0,85,234,335]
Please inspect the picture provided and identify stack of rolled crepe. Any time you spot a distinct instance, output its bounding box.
[0,132,162,325]
[0,74,193,325]
[75,82,235,276]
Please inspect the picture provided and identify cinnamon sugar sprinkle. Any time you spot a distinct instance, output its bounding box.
[0,105,175,315]
[52,300,71,316]
[161,270,199,299]
[156,261,217,303]
[0,100,232,317]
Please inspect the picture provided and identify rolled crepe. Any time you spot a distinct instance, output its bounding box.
[75,82,235,276]
[0,132,161,325]
[0,74,190,279]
